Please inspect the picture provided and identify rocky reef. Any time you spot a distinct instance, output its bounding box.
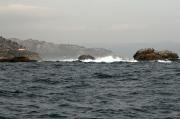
[78,55,95,61]
[0,36,40,62]
[133,48,179,61]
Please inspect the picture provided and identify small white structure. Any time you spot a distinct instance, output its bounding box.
[18,48,26,51]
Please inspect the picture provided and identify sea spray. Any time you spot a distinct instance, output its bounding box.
[81,56,138,63]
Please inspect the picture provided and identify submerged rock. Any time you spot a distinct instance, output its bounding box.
[78,55,95,60]
[133,48,179,61]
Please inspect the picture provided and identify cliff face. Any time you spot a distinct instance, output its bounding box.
[0,37,40,61]
[9,38,114,60]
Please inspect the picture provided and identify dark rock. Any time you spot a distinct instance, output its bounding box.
[0,56,37,62]
[158,50,179,60]
[78,55,95,60]
[10,57,32,62]
[0,50,40,62]
[133,48,179,61]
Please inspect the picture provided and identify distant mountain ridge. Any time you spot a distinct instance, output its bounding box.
[9,38,114,60]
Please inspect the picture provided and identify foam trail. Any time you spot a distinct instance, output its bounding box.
[82,56,138,63]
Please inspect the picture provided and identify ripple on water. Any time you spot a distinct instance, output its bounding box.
[0,62,179,119]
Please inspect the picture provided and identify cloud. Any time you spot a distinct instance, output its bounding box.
[53,24,149,32]
[0,4,51,17]
[57,26,87,31]
[109,24,148,31]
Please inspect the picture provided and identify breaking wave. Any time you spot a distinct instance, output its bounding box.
[58,56,138,63]
[81,56,138,63]
[157,60,172,63]
[45,56,175,63]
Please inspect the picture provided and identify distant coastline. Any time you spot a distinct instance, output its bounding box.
[0,36,179,62]
[9,37,114,60]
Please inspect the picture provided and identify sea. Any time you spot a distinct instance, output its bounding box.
[0,56,180,119]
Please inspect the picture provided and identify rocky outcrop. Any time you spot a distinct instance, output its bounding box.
[0,49,40,62]
[78,55,95,60]
[0,56,36,62]
[0,37,40,62]
[133,48,179,61]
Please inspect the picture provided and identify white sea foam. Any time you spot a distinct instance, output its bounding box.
[59,59,77,62]
[157,60,172,63]
[82,56,138,63]
[57,56,138,63]
[44,58,77,62]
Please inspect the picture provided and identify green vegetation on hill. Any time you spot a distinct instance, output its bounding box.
[0,36,40,62]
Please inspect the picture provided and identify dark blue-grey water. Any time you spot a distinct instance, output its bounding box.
[0,61,180,119]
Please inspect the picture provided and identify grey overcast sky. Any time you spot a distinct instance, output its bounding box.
[0,0,180,55]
